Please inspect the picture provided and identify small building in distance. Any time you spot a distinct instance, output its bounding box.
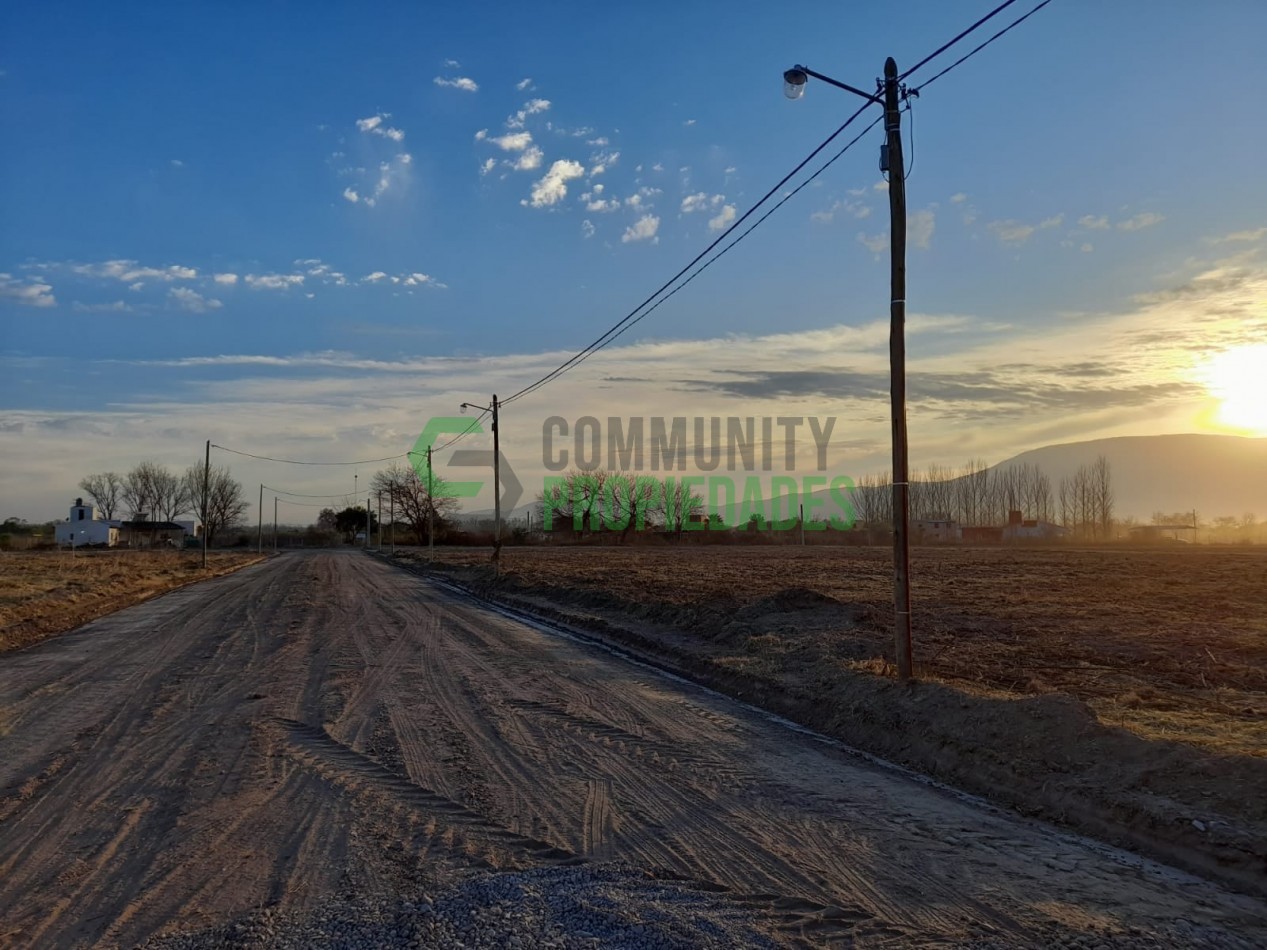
[54,499,118,547]
[914,518,962,543]
[1001,509,1068,542]
[1129,523,1197,543]
[53,499,201,548]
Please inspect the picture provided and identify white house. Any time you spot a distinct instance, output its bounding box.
[54,499,202,548]
[54,499,118,548]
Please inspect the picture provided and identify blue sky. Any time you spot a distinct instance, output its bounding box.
[3,1,1267,521]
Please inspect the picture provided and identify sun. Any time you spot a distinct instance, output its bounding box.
[1202,344,1267,436]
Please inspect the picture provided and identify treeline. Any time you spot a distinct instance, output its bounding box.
[851,455,1115,540]
[78,461,248,544]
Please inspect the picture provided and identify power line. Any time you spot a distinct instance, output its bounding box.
[898,0,1023,81]
[212,444,408,466]
[263,485,362,498]
[571,113,884,367]
[430,410,489,453]
[910,0,1055,93]
[500,100,878,408]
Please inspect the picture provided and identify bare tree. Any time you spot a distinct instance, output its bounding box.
[78,471,123,520]
[184,464,248,544]
[1092,454,1114,539]
[538,468,610,535]
[654,476,705,539]
[606,473,661,541]
[371,462,458,544]
[123,462,190,522]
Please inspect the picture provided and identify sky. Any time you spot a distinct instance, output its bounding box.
[2,0,1267,523]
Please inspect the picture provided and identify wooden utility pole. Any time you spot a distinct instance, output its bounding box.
[390,491,396,554]
[272,496,278,552]
[202,439,210,568]
[257,483,263,554]
[491,394,502,566]
[799,503,806,546]
[883,56,913,681]
[427,445,434,555]
[377,491,382,550]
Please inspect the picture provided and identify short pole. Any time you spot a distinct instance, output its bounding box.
[273,496,278,552]
[257,483,263,554]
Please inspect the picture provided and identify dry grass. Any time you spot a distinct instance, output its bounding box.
[419,544,1267,757]
[0,550,265,653]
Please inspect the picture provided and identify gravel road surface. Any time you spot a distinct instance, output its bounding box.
[1,550,1263,948]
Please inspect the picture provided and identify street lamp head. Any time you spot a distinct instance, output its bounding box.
[783,68,808,100]
[460,403,468,414]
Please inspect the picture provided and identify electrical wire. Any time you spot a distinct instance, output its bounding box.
[902,98,915,180]
[211,444,408,465]
[263,486,362,498]
[910,0,1055,93]
[583,113,885,360]
[429,410,490,454]
[500,100,878,408]
[898,0,1023,81]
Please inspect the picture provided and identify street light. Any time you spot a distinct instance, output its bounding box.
[784,56,914,681]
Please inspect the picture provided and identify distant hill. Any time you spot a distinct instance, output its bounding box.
[989,434,1267,520]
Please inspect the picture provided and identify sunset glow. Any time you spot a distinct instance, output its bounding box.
[1204,344,1267,436]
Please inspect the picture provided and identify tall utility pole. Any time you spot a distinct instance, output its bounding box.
[365,494,371,549]
[377,491,382,550]
[783,56,913,680]
[491,394,501,564]
[389,491,396,554]
[257,483,263,554]
[426,445,434,555]
[882,56,913,681]
[273,496,278,552]
[202,439,210,568]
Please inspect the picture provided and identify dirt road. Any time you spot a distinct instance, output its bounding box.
[1,551,1263,947]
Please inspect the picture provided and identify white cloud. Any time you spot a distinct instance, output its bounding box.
[507,98,551,129]
[681,192,722,214]
[402,273,437,287]
[683,118,696,126]
[169,287,222,313]
[1117,212,1165,232]
[524,159,585,208]
[444,59,461,68]
[356,114,404,141]
[621,214,660,244]
[588,150,619,176]
[434,76,479,92]
[363,271,388,283]
[987,214,1063,245]
[1078,214,1110,230]
[516,77,534,91]
[585,198,620,213]
[511,145,544,171]
[170,159,183,168]
[587,137,610,147]
[857,232,889,254]
[910,208,936,249]
[69,260,197,283]
[874,180,889,193]
[708,205,737,232]
[343,187,360,203]
[1208,227,1267,244]
[0,273,55,308]
[949,192,967,204]
[581,220,595,239]
[245,273,304,290]
[213,273,239,285]
[479,157,497,176]
[487,131,534,152]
